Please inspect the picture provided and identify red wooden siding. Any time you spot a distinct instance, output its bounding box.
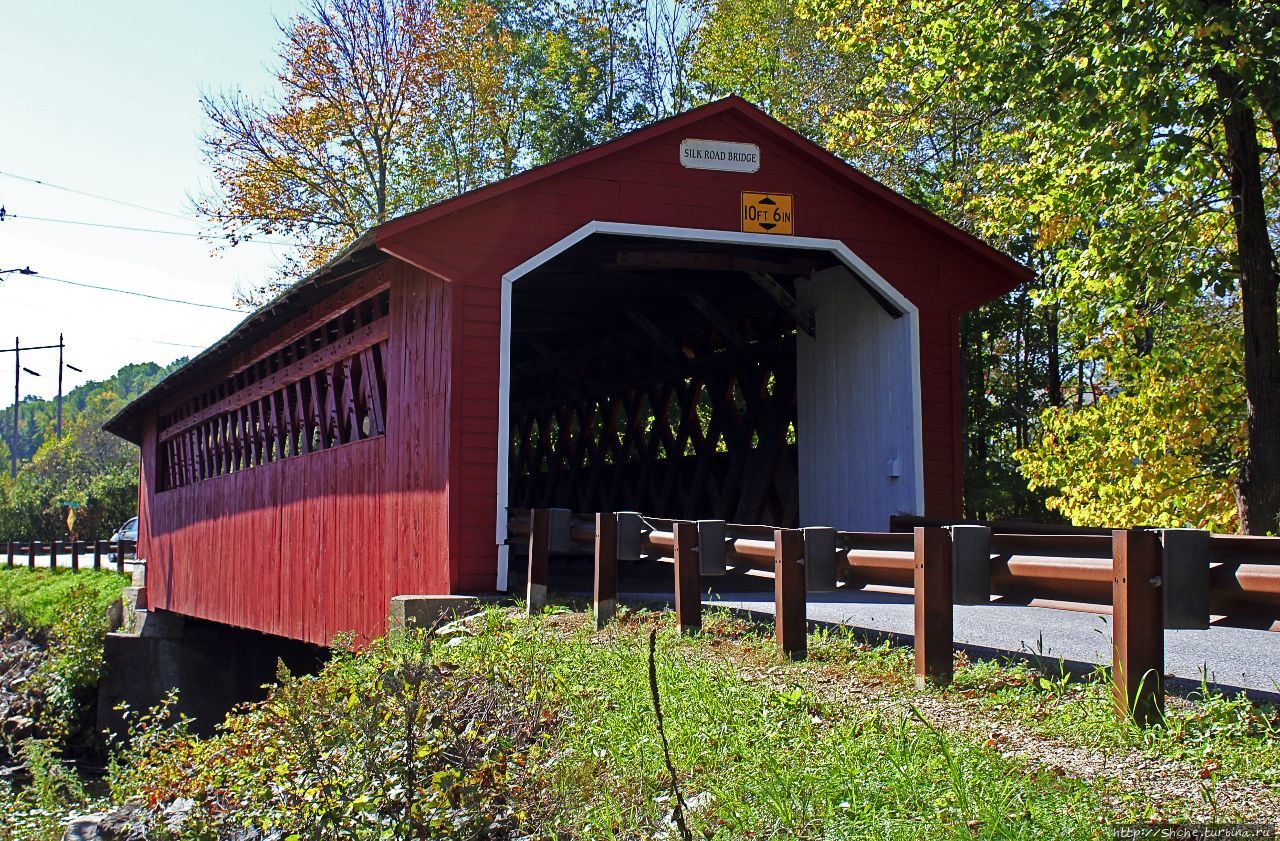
[130,98,1027,645]
[381,106,1023,595]
[140,262,452,646]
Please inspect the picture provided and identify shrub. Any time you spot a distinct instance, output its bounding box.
[110,629,551,839]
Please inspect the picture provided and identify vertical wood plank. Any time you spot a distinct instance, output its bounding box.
[914,526,954,688]
[527,508,550,614]
[70,540,79,572]
[5,541,12,569]
[27,540,35,571]
[1113,528,1164,725]
[774,527,806,659]
[93,539,103,571]
[673,520,700,634]
[594,512,618,629]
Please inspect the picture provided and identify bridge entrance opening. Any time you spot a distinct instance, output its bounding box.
[499,223,922,568]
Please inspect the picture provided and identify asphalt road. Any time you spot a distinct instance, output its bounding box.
[4,551,141,573]
[540,557,1280,698]
[691,589,1280,697]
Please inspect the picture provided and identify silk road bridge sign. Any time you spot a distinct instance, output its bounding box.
[679,138,761,172]
[741,192,794,235]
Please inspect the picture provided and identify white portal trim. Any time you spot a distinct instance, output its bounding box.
[495,221,925,583]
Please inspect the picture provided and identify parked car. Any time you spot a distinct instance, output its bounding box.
[107,516,138,564]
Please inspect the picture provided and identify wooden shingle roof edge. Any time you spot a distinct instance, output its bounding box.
[103,230,386,444]
[105,97,1032,445]
[375,95,1035,285]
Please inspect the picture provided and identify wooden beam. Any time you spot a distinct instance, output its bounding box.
[1112,529,1163,725]
[914,526,954,688]
[615,250,821,276]
[511,337,791,414]
[627,312,685,359]
[594,512,618,630]
[674,520,701,634]
[683,293,751,352]
[159,319,388,443]
[748,272,814,337]
[774,527,806,659]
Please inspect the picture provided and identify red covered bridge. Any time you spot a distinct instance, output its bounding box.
[106,98,1030,647]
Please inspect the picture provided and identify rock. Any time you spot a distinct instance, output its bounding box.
[162,797,193,834]
[63,803,150,841]
[62,813,107,841]
[99,802,149,840]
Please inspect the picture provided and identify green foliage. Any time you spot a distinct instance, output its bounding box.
[449,609,1105,837]
[951,658,1280,786]
[1018,299,1247,530]
[0,569,128,749]
[0,739,93,841]
[0,360,179,541]
[699,0,1279,527]
[0,568,128,631]
[110,630,549,839]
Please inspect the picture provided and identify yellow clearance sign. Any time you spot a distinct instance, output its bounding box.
[741,192,794,235]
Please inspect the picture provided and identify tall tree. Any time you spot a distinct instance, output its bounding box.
[198,0,442,286]
[807,0,1279,532]
[199,0,700,302]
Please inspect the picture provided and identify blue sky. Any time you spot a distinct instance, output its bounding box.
[0,0,305,401]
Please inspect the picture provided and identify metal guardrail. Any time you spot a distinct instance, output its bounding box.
[3,538,137,574]
[508,508,1280,726]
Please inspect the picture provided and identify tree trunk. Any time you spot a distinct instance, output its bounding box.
[1214,70,1280,534]
[1047,301,1061,407]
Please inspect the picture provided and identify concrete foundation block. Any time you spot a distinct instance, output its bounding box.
[122,586,147,612]
[98,612,327,738]
[389,595,481,631]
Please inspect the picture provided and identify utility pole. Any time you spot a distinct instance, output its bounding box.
[2,338,61,475]
[10,337,16,478]
[57,334,63,439]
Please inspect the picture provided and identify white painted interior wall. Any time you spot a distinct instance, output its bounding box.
[796,266,923,530]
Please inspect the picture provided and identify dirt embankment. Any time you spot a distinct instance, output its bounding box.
[0,622,47,765]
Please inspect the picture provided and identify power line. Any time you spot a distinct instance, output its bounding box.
[3,212,294,246]
[28,273,244,313]
[0,168,194,221]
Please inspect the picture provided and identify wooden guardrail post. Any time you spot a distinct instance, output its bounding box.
[594,512,618,630]
[70,540,80,572]
[1113,528,1164,725]
[673,520,701,634]
[116,542,127,575]
[50,540,60,571]
[914,526,954,689]
[774,527,806,659]
[5,541,13,569]
[93,540,103,571]
[27,541,36,571]
[527,509,550,615]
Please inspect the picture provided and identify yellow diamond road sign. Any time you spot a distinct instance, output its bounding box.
[741,192,794,235]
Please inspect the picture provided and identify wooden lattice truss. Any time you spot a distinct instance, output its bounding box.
[156,290,390,491]
[509,240,829,527]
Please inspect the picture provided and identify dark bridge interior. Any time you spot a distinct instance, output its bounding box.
[507,234,842,526]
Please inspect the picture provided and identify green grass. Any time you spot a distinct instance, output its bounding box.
[450,607,1116,838]
[0,567,128,630]
[950,656,1280,785]
[91,604,1278,838]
